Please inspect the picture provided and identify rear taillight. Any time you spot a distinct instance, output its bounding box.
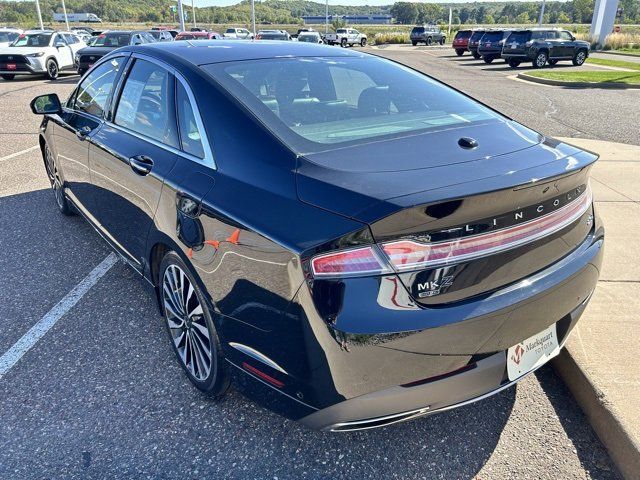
[382,187,592,271]
[310,187,592,278]
[311,246,391,278]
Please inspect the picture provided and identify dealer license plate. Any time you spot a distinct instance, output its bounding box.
[507,324,559,381]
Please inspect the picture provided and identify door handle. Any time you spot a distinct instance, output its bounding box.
[75,125,92,141]
[128,155,154,175]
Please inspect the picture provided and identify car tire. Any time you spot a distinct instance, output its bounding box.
[548,59,558,66]
[472,51,481,59]
[455,49,464,56]
[439,37,446,45]
[340,38,347,48]
[360,38,366,47]
[532,51,548,69]
[426,37,432,46]
[159,251,230,397]
[572,49,587,66]
[483,55,494,64]
[43,142,75,216]
[45,59,59,80]
[508,59,521,68]
[411,41,417,46]
[1,74,15,80]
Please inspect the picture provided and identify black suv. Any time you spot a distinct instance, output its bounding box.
[502,28,590,68]
[410,25,446,46]
[477,29,513,63]
[467,29,486,59]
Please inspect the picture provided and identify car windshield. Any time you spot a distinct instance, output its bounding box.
[204,56,498,152]
[454,30,472,39]
[93,33,132,47]
[148,31,161,39]
[298,34,318,42]
[0,32,19,43]
[11,33,52,47]
[336,29,347,34]
[260,33,288,40]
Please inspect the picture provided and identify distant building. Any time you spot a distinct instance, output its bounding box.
[301,14,391,25]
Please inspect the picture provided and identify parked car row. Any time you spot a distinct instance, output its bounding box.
[452,27,590,69]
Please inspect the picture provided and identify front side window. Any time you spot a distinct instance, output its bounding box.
[115,59,178,147]
[72,57,122,117]
[176,81,205,158]
[559,31,573,40]
[205,56,498,150]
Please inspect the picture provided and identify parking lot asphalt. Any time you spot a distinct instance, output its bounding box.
[0,55,624,479]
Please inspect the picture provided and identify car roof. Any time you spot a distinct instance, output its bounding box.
[132,40,364,66]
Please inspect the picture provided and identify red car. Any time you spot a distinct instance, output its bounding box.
[175,31,221,41]
[452,29,472,56]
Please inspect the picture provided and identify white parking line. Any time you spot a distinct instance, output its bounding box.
[0,145,39,163]
[0,253,119,379]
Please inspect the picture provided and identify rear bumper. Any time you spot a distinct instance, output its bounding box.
[296,224,604,430]
[300,283,594,431]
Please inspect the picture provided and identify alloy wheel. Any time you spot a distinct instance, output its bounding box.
[48,61,58,79]
[576,51,586,65]
[45,145,65,210]
[536,53,547,68]
[162,264,213,381]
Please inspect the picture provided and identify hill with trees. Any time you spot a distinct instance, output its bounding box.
[0,0,638,26]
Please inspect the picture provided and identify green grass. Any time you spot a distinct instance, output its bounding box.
[612,48,640,56]
[586,57,640,71]
[526,70,640,85]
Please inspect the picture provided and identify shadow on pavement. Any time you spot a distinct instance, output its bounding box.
[535,366,621,479]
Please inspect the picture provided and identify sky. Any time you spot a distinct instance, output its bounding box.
[197,0,538,6]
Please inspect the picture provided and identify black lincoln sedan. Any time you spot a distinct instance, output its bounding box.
[31,41,603,431]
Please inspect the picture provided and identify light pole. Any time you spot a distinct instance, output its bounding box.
[251,0,256,37]
[325,0,329,34]
[35,0,44,30]
[191,0,196,28]
[61,0,70,31]
[177,0,185,32]
[538,0,546,26]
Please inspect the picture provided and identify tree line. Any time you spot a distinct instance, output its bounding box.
[0,0,638,26]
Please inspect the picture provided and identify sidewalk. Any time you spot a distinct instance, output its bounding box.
[554,137,640,480]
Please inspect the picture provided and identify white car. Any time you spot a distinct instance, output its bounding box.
[223,27,254,40]
[0,30,86,80]
[297,32,323,44]
[0,28,22,48]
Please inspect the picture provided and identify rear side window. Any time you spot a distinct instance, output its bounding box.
[115,59,178,147]
[176,81,205,158]
[72,57,122,117]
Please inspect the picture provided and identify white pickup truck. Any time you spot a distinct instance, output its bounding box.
[325,28,367,47]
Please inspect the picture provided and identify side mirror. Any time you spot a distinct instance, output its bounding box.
[30,94,62,115]
[55,41,66,48]
[132,40,142,45]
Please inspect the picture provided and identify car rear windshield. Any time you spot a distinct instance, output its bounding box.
[260,33,288,40]
[336,29,347,33]
[11,33,52,47]
[454,30,472,39]
[298,34,319,42]
[226,28,236,33]
[483,32,504,42]
[204,56,498,152]
[93,33,132,47]
[411,27,425,33]
[0,32,19,43]
[507,31,532,43]
[469,31,485,42]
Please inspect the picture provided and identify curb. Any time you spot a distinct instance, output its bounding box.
[593,50,640,59]
[516,72,640,89]
[553,350,640,480]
